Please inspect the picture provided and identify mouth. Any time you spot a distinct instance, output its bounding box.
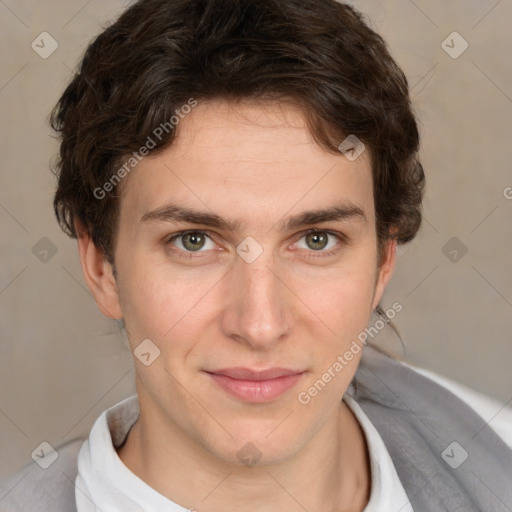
[204,367,306,403]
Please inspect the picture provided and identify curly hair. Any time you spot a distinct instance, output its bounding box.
[51,0,425,269]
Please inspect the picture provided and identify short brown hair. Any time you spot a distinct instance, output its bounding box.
[51,0,425,268]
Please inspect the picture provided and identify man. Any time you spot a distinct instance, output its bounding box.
[1,0,511,511]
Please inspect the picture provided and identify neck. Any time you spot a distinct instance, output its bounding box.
[117,397,370,512]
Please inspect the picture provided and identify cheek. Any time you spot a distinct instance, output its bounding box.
[305,264,377,339]
[116,255,222,347]
[296,272,375,410]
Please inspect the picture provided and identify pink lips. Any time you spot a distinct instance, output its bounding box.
[205,367,305,403]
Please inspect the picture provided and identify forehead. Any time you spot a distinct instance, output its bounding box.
[118,100,375,230]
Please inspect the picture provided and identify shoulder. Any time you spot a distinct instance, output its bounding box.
[0,438,84,512]
[401,360,512,449]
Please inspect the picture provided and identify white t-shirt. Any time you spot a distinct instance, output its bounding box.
[74,362,512,512]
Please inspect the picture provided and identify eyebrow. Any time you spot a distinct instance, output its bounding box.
[140,202,367,232]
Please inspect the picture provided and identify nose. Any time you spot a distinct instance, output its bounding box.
[220,251,295,350]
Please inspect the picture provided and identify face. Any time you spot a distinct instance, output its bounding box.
[84,99,395,466]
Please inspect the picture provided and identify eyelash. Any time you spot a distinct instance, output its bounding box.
[165,229,346,260]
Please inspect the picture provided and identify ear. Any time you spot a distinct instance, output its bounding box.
[371,238,397,311]
[75,221,123,319]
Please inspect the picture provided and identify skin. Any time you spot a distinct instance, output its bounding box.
[77,99,397,512]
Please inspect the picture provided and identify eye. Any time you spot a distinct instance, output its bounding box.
[165,228,345,260]
[167,231,216,252]
[294,229,343,255]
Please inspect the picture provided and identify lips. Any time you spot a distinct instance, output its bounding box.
[205,367,305,403]
[211,367,302,380]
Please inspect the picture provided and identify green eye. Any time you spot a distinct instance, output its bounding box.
[168,231,214,252]
[304,231,329,251]
[181,232,206,251]
[296,230,341,253]
[166,228,344,261]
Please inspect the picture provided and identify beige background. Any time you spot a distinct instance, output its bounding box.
[1,0,511,478]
